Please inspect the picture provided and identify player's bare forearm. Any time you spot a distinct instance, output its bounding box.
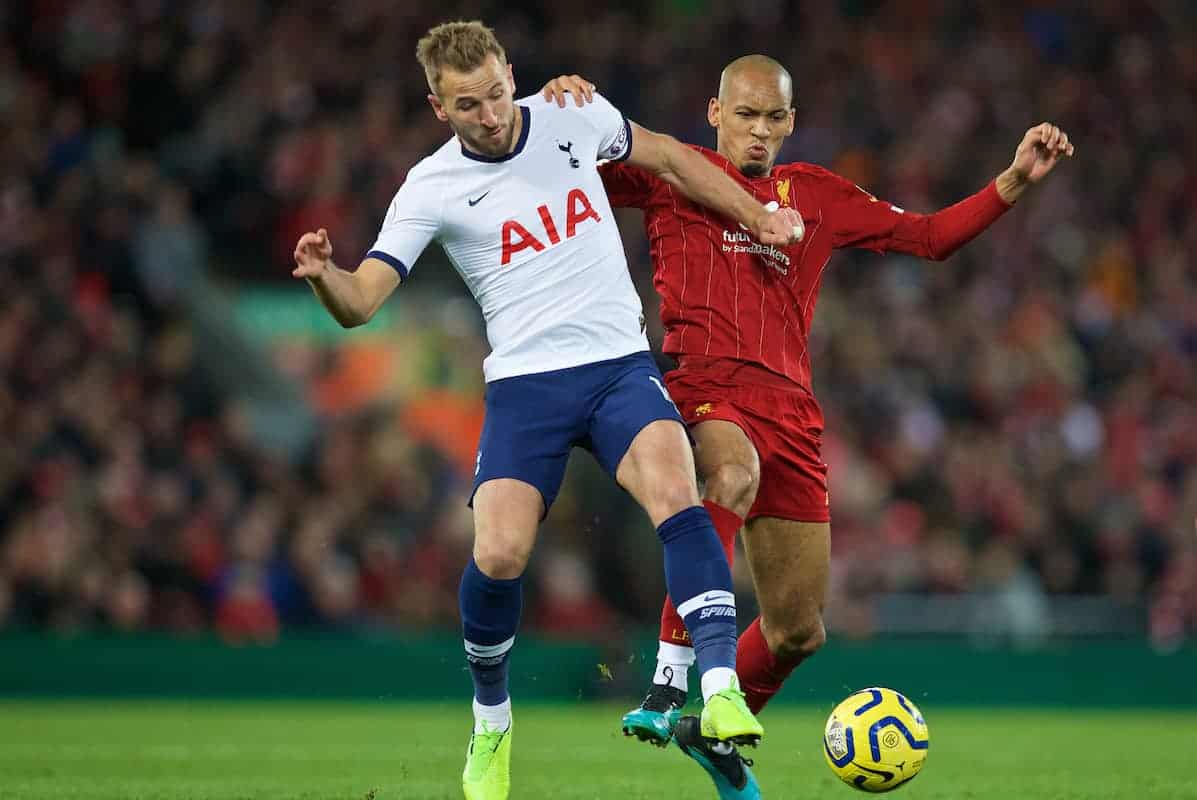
[629,127,762,227]
[883,122,1075,259]
[293,229,399,328]
[627,126,801,245]
[305,262,373,328]
[994,168,1031,205]
[656,139,764,230]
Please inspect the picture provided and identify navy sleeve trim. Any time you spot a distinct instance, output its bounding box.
[365,250,409,280]
[610,117,633,162]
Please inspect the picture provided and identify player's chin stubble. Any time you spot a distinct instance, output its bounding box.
[740,161,769,178]
[454,121,512,157]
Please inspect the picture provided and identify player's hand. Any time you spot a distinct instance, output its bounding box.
[1009,122,1074,184]
[292,228,333,279]
[754,206,805,247]
[541,75,596,108]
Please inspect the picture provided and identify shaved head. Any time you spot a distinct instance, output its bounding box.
[709,54,796,177]
[718,54,793,106]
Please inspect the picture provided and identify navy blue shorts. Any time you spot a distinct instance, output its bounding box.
[471,351,684,514]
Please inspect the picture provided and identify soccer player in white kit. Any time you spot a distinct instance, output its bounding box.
[291,21,803,800]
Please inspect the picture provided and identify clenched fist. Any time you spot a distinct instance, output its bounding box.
[754,206,805,246]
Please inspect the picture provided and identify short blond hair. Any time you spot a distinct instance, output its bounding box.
[416,20,507,93]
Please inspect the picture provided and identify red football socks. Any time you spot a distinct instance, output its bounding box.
[736,615,805,714]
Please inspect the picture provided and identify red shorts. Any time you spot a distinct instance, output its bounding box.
[664,356,830,523]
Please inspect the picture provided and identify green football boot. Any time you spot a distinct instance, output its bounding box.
[463,720,511,800]
[700,678,764,747]
[621,683,687,746]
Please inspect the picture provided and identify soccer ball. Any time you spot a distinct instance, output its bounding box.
[823,687,929,792]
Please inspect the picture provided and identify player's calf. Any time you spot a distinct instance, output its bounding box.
[618,505,753,748]
[617,407,749,743]
[737,615,825,715]
[763,613,826,662]
[657,507,741,692]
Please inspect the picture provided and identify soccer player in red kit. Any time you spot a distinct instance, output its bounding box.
[543,57,1073,795]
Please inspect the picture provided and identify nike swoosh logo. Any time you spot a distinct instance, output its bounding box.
[702,593,727,602]
[468,191,490,207]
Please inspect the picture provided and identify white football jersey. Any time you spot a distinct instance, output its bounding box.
[367,93,647,382]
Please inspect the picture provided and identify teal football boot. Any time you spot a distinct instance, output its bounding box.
[621,683,686,746]
[674,715,761,800]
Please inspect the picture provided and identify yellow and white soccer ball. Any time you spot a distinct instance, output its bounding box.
[823,687,929,792]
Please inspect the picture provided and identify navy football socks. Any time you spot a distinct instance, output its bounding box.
[460,558,522,708]
[655,506,738,678]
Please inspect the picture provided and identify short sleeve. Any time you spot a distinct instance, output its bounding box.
[577,92,633,162]
[365,176,442,280]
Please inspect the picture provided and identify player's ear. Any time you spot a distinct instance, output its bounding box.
[428,93,449,123]
[707,98,720,129]
[786,108,796,136]
[506,62,516,95]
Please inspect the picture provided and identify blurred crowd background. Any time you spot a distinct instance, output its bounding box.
[1,1,1194,650]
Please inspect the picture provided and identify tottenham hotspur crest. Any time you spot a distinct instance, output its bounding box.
[557,140,579,168]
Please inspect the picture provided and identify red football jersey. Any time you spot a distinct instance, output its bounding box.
[601,145,1009,393]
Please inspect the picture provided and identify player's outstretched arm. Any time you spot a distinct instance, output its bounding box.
[292,228,400,328]
[626,123,804,247]
[994,122,1074,204]
[835,121,1074,260]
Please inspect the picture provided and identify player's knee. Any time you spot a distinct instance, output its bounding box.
[703,462,759,517]
[473,539,531,580]
[767,615,826,662]
[644,470,702,521]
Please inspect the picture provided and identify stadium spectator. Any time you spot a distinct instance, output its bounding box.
[0,1,1193,646]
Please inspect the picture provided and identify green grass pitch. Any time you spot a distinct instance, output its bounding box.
[1,701,1194,799]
